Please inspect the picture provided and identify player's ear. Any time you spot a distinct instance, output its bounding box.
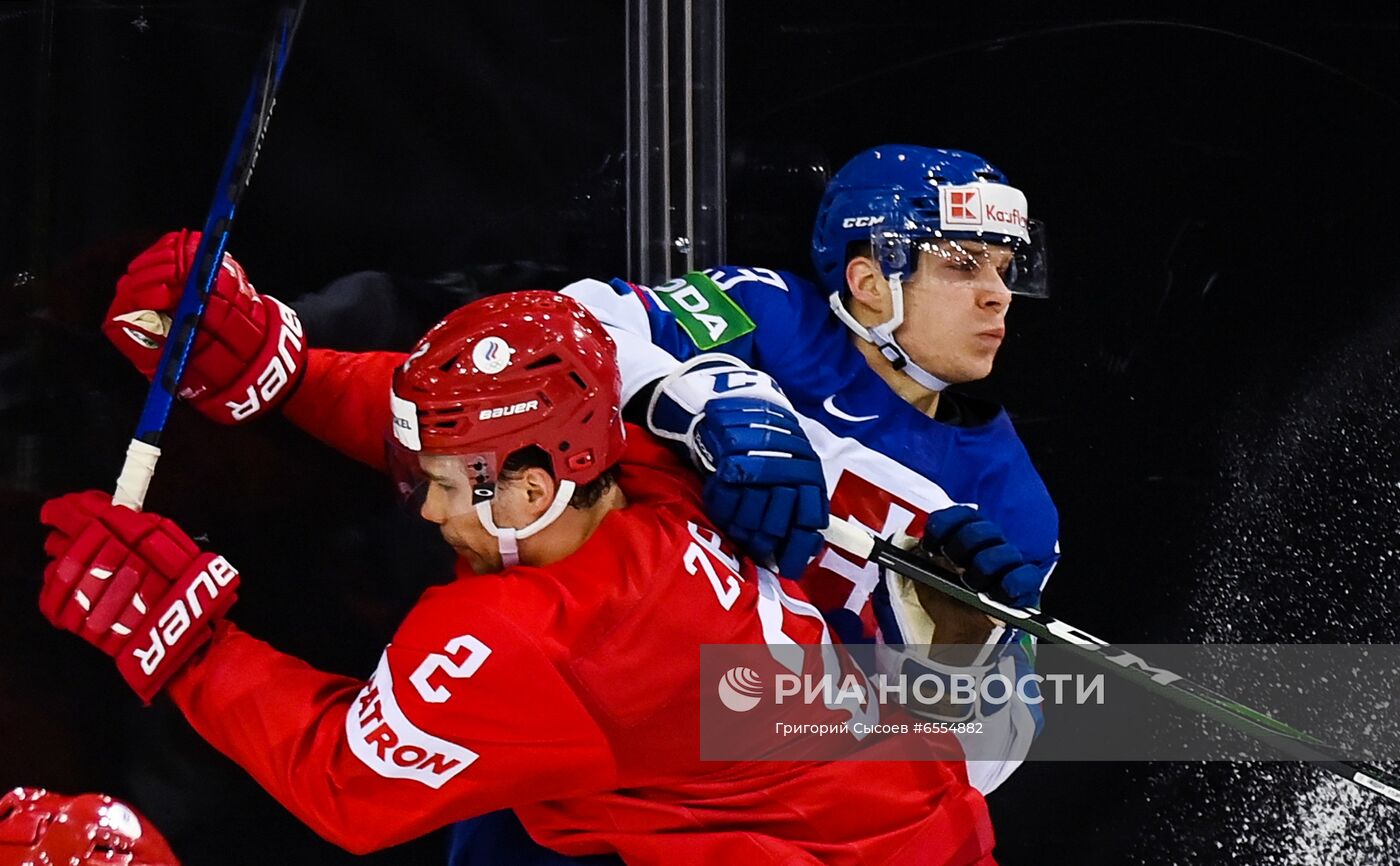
[521,466,559,517]
[845,256,888,310]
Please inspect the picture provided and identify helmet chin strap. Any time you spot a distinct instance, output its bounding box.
[474,480,577,568]
[828,272,951,393]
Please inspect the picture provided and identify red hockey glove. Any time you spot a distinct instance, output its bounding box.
[39,491,241,704]
[103,229,307,424]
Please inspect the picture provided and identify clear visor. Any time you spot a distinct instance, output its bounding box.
[387,440,502,515]
[873,222,1049,299]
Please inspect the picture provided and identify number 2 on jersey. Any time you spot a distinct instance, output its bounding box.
[410,634,492,704]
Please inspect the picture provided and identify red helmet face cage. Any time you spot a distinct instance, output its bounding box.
[390,291,626,500]
[0,787,180,866]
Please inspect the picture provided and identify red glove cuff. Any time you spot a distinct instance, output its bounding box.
[188,293,307,423]
[113,552,241,704]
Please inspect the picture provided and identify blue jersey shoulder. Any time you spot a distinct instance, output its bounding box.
[607,267,835,373]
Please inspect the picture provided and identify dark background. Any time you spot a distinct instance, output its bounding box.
[3,1,1398,863]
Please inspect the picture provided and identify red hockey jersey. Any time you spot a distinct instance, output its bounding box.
[166,348,996,865]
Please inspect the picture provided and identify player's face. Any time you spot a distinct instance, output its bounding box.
[896,240,1014,384]
[416,454,536,572]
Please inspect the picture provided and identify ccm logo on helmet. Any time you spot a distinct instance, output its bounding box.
[130,555,239,676]
[840,215,885,229]
[478,400,538,421]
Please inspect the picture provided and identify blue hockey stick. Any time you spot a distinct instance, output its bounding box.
[114,1,307,510]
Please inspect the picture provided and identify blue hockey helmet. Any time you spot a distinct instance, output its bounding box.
[811,145,1047,391]
[811,145,1047,299]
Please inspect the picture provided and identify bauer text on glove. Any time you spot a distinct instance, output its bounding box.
[39,490,240,703]
[103,229,306,424]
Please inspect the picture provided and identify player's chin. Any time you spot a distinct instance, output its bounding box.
[945,351,996,383]
[451,542,497,574]
[440,533,474,560]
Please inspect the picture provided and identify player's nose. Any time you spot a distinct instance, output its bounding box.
[976,274,1013,310]
[420,490,446,524]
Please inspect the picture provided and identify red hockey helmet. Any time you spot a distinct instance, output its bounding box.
[391,290,625,482]
[0,787,180,866]
[390,291,626,564]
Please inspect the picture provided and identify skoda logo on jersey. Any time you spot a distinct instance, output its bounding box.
[717,666,764,713]
[472,336,515,375]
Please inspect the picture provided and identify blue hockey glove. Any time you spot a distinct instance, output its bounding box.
[648,354,829,579]
[696,397,828,578]
[923,505,1044,609]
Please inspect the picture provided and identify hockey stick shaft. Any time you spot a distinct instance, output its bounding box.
[113,1,307,510]
[821,516,1400,806]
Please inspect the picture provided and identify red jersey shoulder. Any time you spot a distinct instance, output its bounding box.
[615,424,704,514]
[358,596,613,793]
[403,575,560,654]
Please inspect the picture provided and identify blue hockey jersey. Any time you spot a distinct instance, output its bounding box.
[562,266,1060,793]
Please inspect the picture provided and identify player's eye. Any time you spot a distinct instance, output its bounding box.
[943,253,977,272]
